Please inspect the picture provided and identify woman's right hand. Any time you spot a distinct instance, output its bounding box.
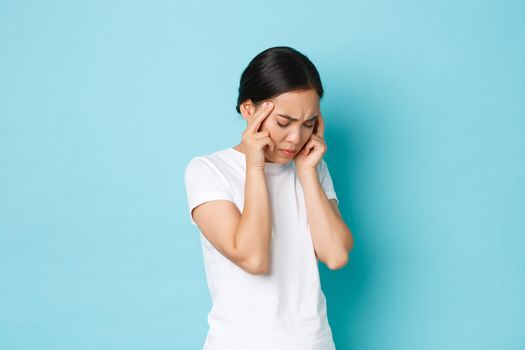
[241,101,275,170]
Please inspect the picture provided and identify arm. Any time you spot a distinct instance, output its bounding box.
[234,168,272,274]
[299,169,354,270]
[192,167,271,275]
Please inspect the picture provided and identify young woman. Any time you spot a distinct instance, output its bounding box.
[184,46,354,350]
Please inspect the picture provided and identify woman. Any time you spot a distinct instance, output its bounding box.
[184,46,354,350]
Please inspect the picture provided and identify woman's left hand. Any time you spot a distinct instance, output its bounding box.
[294,111,326,175]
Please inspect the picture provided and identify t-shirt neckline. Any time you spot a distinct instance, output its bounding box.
[228,147,294,174]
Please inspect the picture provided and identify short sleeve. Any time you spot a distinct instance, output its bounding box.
[317,159,339,205]
[184,157,235,226]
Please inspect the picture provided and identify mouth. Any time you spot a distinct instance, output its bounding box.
[280,149,297,157]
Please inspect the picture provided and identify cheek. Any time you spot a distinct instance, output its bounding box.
[260,119,276,133]
[302,129,314,142]
[264,123,281,138]
[265,127,284,153]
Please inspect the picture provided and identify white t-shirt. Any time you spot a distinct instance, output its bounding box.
[184,147,339,350]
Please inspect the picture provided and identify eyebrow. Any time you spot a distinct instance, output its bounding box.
[276,114,318,122]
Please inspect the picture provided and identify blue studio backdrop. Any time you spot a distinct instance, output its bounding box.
[1,1,524,349]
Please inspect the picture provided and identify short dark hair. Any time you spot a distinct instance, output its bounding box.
[235,46,324,114]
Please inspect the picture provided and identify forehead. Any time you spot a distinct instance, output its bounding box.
[273,88,319,105]
[271,89,319,119]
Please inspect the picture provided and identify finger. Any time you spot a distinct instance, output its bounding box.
[304,144,314,156]
[247,101,274,134]
[304,137,325,155]
[302,140,314,155]
[253,130,270,139]
[267,138,275,152]
[256,137,274,152]
[316,111,325,138]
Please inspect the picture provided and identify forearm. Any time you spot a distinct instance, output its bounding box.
[234,168,272,271]
[299,169,353,269]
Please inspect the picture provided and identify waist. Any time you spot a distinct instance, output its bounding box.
[204,324,335,350]
[207,311,333,342]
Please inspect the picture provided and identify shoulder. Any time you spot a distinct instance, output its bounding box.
[185,148,225,167]
[184,155,218,178]
[184,148,234,179]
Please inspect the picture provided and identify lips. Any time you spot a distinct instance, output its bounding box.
[280,149,297,157]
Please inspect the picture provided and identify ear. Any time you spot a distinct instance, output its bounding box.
[239,99,257,122]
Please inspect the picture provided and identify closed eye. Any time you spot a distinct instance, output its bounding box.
[277,122,315,128]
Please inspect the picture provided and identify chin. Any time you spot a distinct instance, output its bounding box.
[274,154,293,164]
[265,152,291,164]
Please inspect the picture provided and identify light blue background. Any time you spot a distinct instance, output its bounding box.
[1,1,524,349]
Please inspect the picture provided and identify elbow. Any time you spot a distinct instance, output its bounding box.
[347,236,355,253]
[243,257,270,275]
[325,228,354,270]
[326,252,349,270]
[345,228,355,253]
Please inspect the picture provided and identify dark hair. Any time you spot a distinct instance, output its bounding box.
[235,46,324,114]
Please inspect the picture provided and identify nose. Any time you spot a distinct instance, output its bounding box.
[284,126,301,146]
